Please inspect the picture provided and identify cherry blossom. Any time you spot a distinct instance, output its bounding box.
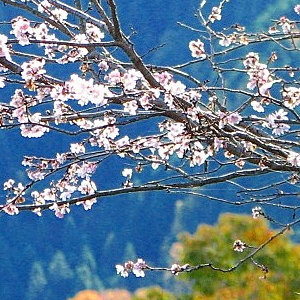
[0,34,11,60]
[116,259,147,278]
[282,86,300,109]
[49,203,70,218]
[264,109,290,136]
[294,4,300,14]
[116,265,129,278]
[218,111,242,129]
[189,39,206,59]
[251,100,264,112]
[233,240,247,252]
[278,16,293,34]
[76,198,97,211]
[2,203,19,215]
[11,16,33,46]
[132,259,147,277]
[219,35,233,47]
[287,151,300,167]
[38,0,52,13]
[78,178,97,195]
[3,179,15,190]
[252,206,263,219]
[21,58,46,83]
[123,100,138,115]
[209,6,222,23]
[122,168,133,178]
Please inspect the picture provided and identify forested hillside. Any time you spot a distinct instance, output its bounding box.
[0,1,298,300]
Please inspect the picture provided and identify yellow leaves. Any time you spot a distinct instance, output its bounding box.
[69,289,132,300]
[172,213,300,299]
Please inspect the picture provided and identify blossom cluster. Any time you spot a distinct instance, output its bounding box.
[115,259,147,278]
[2,179,26,215]
[243,52,277,99]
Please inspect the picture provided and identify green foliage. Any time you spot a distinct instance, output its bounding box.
[132,286,174,300]
[171,213,300,299]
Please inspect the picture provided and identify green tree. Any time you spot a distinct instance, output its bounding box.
[171,213,300,299]
[133,286,174,300]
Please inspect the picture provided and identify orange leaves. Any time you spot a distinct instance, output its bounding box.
[69,289,132,300]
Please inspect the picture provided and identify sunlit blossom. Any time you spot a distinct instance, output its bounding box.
[264,109,290,136]
[294,5,300,14]
[252,206,263,219]
[233,239,247,252]
[189,39,206,59]
[11,16,33,46]
[70,143,85,154]
[132,259,147,277]
[209,6,222,23]
[0,34,11,60]
[3,179,15,190]
[3,203,19,215]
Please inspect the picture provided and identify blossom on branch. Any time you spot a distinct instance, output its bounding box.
[233,239,247,252]
[189,39,206,59]
[116,259,147,278]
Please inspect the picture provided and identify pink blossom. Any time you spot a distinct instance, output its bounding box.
[265,109,290,136]
[279,16,292,33]
[243,52,259,69]
[294,5,300,15]
[219,36,232,47]
[0,77,5,88]
[167,80,186,96]
[282,86,300,109]
[43,188,56,201]
[189,39,206,59]
[139,94,153,110]
[233,240,247,252]
[86,22,104,42]
[3,203,19,215]
[105,69,122,85]
[21,58,46,82]
[171,264,182,275]
[132,259,146,277]
[77,198,97,210]
[3,179,15,190]
[78,179,97,195]
[252,206,263,219]
[251,100,264,112]
[20,124,49,138]
[209,6,222,23]
[27,169,46,181]
[0,34,11,60]
[51,8,68,22]
[116,264,129,278]
[122,69,142,91]
[76,162,97,178]
[287,152,300,167]
[122,168,133,178]
[123,100,138,115]
[38,0,51,13]
[115,135,130,148]
[70,143,85,154]
[154,71,173,86]
[98,60,109,72]
[219,111,242,128]
[11,16,33,46]
[49,203,70,218]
